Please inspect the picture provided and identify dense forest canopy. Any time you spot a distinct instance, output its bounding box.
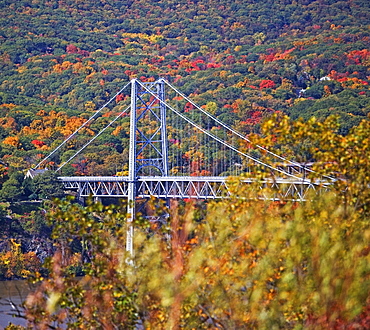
[0,0,368,200]
[0,0,368,186]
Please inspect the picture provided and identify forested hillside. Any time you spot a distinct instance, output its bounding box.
[0,0,369,177]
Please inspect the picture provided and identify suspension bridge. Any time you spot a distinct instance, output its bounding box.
[32,78,333,255]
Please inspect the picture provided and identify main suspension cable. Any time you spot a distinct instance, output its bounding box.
[57,105,131,172]
[34,81,131,169]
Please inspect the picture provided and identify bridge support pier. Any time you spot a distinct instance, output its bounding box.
[126,79,138,257]
[77,195,85,206]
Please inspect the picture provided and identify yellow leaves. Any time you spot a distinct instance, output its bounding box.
[61,117,90,137]
[223,268,234,275]
[121,32,163,44]
[84,72,96,82]
[219,70,228,79]
[53,61,96,76]
[155,310,166,323]
[147,34,163,44]
[330,24,343,30]
[204,101,217,115]
[10,238,21,251]
[279,78,294,91]
[320,210,329,221]
[16,65,27,73]
[52,61,72,73]
[100,284,113,290]
[0,116,17,131]
[0,103,17,109]
[40,127,54,140]
[115,170,129,176]
[72,61,84,74]
[46,292,62,314]
[36,109,47,117]
[252,32,266,45]
[0,240,41,280]
[113,291,123,298]
[2,136,20,148]
[21,269,31,278]
[264,119,275,130]
[84,101,96,112]
[231,22,244,31]
[235,79,249,88]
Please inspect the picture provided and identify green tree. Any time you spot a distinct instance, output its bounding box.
[0,173,23,202]
[31,171,65,200]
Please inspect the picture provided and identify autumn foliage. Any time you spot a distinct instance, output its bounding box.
[0,4,369,327]
[9,116,369,329]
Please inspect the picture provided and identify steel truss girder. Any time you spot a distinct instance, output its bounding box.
[59,176,331,201]
[61,177,130,197]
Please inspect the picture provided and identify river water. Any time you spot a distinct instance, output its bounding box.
[0,280,32,328]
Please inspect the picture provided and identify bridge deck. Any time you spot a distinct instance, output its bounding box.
[59,176,330,200]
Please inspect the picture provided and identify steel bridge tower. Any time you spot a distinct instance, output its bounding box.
[127,79,169,256]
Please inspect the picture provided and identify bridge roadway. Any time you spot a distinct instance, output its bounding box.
[59,175,331,201]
